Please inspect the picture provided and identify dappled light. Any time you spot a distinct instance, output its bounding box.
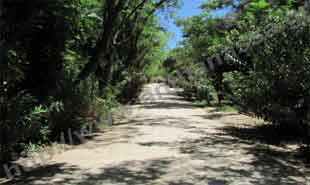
[2,84,309,185]
[1,0,310,184]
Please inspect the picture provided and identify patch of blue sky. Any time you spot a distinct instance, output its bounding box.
[159,0,232,50]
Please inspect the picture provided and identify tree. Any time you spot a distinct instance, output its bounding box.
[0,0,180,171]
[76,0,178,91]
[169,0,310,150]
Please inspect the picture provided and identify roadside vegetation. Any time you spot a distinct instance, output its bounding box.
[165,0,310,154]
[0,0,178,174]
[1,0,310,178]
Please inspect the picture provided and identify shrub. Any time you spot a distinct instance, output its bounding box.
[228,11,310,145]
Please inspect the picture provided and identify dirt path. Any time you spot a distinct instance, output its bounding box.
[4,83,310,185]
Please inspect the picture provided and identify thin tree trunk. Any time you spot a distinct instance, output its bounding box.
[0,40,10,167]
[75,1,127,85]
[97,57,113,96]
[213,73,224,105]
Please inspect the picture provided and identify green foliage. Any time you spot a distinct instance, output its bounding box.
[145,61,167,80]
[251,0,269,9]
[166,47,216,103]
[229,12,310,128]
[169,0,310,148]
[215,105,237,112]
[0,0,178,168]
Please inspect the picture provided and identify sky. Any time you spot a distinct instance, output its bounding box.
[160,0,231,50]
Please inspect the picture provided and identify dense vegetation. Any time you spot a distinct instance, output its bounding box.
[1,0,310,177]
[0,0,178,171]
[166,0,310,150]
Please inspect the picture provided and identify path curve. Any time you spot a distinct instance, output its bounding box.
[5,83,310,185]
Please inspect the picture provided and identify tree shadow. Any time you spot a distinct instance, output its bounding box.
[194,112,239,120]
[2,163,81,185]
[175,134,309,185]
[1,158,174,185]
[220,124,304,146]
[2,125,309,185]
[166,180,195,185]
[119,116,197,130]
[71,158,174,185]
[81,125,145,150]
[138,141,171,147]
[141,102,201,110]
[2,83,310,185]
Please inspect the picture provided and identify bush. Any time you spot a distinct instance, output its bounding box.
[165,61,216,103]
[117,72,147,104]
[0,92,50,162]
[227,11,310,144]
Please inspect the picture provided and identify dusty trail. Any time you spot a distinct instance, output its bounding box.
[4,83,310,185]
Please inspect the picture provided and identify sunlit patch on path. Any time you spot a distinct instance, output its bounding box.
[3,83,310,185]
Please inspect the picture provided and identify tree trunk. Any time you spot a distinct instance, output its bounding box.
[96,56,113,96]
[0,39,10,168]
[75,1,127,85]
[213,73,224,105]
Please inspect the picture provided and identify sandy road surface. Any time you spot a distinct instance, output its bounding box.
[3,83,310,185]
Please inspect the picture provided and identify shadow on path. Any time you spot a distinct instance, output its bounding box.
[2,83,309,185]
